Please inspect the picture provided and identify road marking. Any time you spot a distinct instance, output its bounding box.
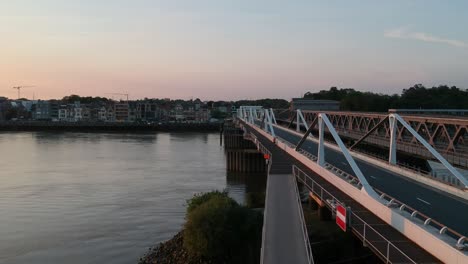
[341,162,348,166]
[417,198,431,205]
[370,176,377,180]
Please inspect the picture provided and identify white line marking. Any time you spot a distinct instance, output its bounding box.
[417,198,431,205]
[341,162,348,166]
[370,176,377,179]
[337,213,346,222]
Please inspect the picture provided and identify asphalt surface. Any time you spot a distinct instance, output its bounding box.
[262,174,309,264]
[272,125,468,236]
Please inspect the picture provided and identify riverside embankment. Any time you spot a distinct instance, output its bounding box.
[0,121,221,132]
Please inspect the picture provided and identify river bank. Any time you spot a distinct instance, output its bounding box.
[139,191,263,264]
[0,121,221,132]
[139,231,216,264]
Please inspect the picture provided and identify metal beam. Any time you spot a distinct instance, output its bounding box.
[317,116,325,166]
[264,109,276,137]
[287,114,297,129]
[270,108,277,125]
[297,110,308,132]
[350,116,389,150]
[389,115,397,165]
[393,114,468,188]
[320,114,378,197]
[295,117,318,151]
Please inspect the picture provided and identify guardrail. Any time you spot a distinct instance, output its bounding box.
[293,165,417,263]
[294,148,467,247]
[246,130,270,264]
[292,173,315,264]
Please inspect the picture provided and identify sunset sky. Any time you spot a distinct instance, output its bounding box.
[1,1,468,100]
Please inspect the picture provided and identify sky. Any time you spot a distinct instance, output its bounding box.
[1,0,468,100]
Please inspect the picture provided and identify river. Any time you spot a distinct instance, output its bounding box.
[0,132,265,264]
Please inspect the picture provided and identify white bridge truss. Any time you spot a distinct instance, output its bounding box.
[237,106,467,263]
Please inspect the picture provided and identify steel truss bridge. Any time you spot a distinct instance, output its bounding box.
[237,106,467,264]
[274,109,468,170]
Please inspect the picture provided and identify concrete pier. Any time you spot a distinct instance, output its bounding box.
[223,124,267,173]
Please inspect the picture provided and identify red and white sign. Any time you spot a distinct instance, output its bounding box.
[336,204,347,232]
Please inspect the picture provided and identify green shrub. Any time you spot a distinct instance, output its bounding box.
[186,190,230,214]
[183,191,263,263]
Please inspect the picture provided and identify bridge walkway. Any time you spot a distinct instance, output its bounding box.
[262,131,310,263]
[262,173,309,264]
[246,123,440,263]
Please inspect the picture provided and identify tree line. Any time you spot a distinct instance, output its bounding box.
[304,84,468,112]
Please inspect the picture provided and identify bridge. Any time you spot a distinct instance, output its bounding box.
[236,106,468,264]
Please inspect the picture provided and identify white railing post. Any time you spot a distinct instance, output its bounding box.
[389,115,397,165]
[317,115,325,167]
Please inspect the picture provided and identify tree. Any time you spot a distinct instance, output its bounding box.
[183,191,262,263]
[302,85,467,112]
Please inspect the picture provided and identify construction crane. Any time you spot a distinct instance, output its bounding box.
[106,93,129,102]
[12,85,35,99]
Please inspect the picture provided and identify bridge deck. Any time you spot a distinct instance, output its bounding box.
[271,124,468,236]
[262,174,309,264]
[247,124,441,263]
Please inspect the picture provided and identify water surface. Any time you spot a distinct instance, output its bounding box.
[0,132,262,264]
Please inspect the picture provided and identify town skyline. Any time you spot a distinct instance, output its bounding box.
[2,1,468,99]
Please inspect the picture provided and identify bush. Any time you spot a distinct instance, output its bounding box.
[183,191,263,263]
[186,190,230,214]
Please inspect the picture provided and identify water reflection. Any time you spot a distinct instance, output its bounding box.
[0,131,265,264]
[226,172,267,207]
[0,132,225,264]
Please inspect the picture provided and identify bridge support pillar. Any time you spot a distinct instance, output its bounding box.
[223,123,267,173]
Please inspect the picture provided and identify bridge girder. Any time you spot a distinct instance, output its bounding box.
[273,109,468,168]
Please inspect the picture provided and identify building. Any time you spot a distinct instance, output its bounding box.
[114,101,129,122]
[290,98,340,111]
[136,100,164,121]
[32,100,51,120]
[58,105,71,121]
[0,97,8,121]
[195,108,210,122]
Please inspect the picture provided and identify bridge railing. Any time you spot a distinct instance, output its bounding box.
[294,147,363,190]
[376,190,466,245]
[293,158,467,249]
[293,165,417,263]
[244,128,315,263]
[292,174,315,264]
[244,131,271,264]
